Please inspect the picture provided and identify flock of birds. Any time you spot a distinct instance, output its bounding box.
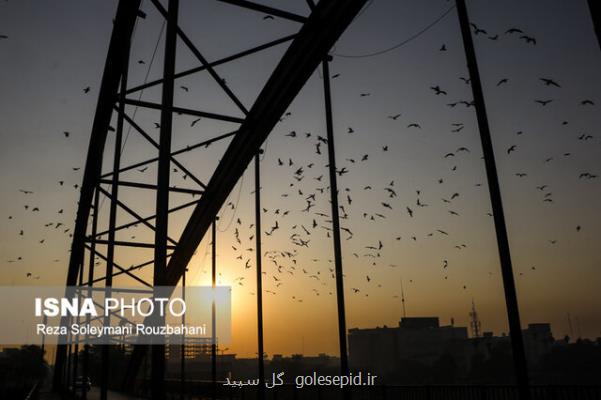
[3,9,599,323]
[183,25,597,303]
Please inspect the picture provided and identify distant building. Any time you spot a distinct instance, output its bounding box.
[348,317,469,378]
[165,336,212,361]
[468,323,555,366]
[349,316,564,383]
[523,323,554,364]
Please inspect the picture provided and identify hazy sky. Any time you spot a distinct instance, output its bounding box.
[1,0,600,364]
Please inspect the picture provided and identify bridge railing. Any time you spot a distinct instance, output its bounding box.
[140,381,601,400]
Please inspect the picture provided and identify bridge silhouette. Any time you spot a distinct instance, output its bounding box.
[49,1,601,399]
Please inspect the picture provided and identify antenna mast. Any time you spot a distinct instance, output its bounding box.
[469,298,482,338]
[400,277,407,318]
[567,312,574,339]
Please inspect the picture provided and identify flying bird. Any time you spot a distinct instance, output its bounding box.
[505,28,523,34]
[430,85,447,95]
[470,23,487,35]
[520,35,536,45]
[539,78,560,87]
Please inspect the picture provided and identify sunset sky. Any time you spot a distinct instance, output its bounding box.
[1,0,600,366]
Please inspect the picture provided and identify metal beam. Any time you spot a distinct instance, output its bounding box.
[84,252,157,286]
[216,0,307,23]
[94,198,200,238]
[588,0,601,50]
[211,219,217,400]
[96,185,178,245]
[124,35,296,95]
[86,238,177,250]
[255,152,265,400]
[81,188,99,400]
[101,129,237,180]
[99,179,203,195]
[101,38,130,399]
[122,98,245,124]
[54,0,141,390]
[322,57,349,376]
[456,1,530,399]
[83,246,153,287]
[152,1,179,397]
[180,269,186,400]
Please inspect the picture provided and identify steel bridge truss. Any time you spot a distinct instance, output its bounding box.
[50,0,589,399]
[54,0,368,399]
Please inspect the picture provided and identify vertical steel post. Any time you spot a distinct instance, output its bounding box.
[180,269,186,400]
[211,219,218,399]
[41,314,47,363]
[100,31,130,400]
[588,0,601,50]
[71,262,85,393]
[66,342,72,392]
[255,151,265,400]
[82,188,99,400]
[321,57,349,375]
[455,1,530,399]
[153,1,179,398]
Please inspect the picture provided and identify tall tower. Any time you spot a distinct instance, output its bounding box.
[469,298,482,338]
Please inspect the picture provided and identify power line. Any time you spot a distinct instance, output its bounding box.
[120,18,166,153]
[93,16,165,220]
[334,5,456,59]
[217,173,245,232]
